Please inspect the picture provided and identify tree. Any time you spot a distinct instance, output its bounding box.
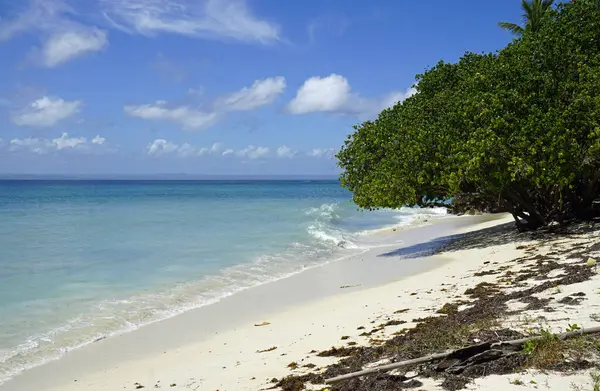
[337,0,600,230]
[498,0,555,36]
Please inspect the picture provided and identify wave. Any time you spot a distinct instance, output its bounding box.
[305,203,358,249]
[0,203,450,385]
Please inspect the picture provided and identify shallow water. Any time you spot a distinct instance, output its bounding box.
[0,179,448,383]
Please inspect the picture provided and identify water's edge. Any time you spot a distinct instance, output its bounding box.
[0,214,499,391]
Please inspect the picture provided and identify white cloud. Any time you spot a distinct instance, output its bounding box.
[100,0,280,44]
[52,132,86,150]
[92,135,106,144]
[197,142,222,156]
[11,96,81,127]
[147,139,179,156]
[40,28,108,67]
[125,101,219,131]
[126,77,284,131]
[9,132,110,154]
[145,141,332,161]
[236,145,269,159]
[221,145,269,159]
[276,145,297,159]
[219,76,285,111]
[147,139,222,157]
[287,74,351,115]
[0,1,109,67]
[308,148,335,158]
[287,74,416,118]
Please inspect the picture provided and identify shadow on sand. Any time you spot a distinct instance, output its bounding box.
[379,216,600,260]
[378,221,522,259]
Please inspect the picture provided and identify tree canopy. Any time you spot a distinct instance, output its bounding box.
[337,0,600,230]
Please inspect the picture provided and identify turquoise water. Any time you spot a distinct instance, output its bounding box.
[0,180,447,383]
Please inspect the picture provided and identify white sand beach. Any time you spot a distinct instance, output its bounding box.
[3,213,599,391]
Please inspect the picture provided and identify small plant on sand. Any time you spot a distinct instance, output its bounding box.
[520,315,536,325]
[552,285,563,295]
[566,323,581,332]
[510,378,524,385]
[522,329,564,367]
[571,382,584,391]
[591,371,600,391]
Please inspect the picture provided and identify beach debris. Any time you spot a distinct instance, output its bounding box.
[257,346,277,353]
[324,326,600,384]
[587,258,597,270]
[287,362,299,370]
[340,284,361,289]
[254,321,271,327]
[169,383,176,387]
[317,346,356,357]
[134,382,145,389]
[340,336,350,340]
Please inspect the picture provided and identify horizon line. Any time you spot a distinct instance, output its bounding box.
[0,173,341,180]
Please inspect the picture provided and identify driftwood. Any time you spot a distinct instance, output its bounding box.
[325,325,600,384]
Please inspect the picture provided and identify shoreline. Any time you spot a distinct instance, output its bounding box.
[0,204,451,386]
[2,213,566,391]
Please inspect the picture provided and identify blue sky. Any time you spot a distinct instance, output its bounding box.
[0,0,523,176]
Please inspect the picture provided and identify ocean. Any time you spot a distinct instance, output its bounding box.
[0,180,447,384]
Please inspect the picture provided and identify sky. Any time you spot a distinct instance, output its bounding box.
[0,0,524,176]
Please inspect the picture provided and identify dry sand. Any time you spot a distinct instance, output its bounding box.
[3,214,599,391]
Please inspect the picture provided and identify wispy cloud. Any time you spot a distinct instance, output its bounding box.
[38,28,108,67]
[307,14,350,45]
[100,0,281,44]
[125,76,285,131]
[0,0,280,67]
[308,148,336,158]
[218,77,285,111]
[287,74,416,118]
[0,0,109,67]
[9,132,112,154]
[125,101,219,131]
[11,96,82,127]
[151,52,190,83]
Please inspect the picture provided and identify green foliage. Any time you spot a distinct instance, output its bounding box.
[337,0,600,230]
[591,371,600,391]
[499,0,555,36]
